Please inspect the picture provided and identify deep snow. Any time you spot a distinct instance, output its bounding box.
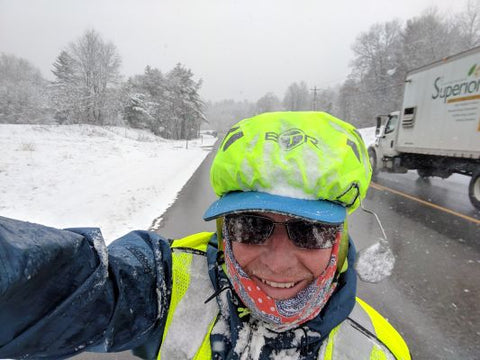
[0,124,217,243]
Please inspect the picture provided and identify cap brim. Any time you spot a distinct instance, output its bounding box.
[203,191,346,224]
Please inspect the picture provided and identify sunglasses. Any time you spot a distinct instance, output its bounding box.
[224,214,341,249]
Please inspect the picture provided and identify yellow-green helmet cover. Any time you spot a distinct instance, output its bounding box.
[204,112,371,222]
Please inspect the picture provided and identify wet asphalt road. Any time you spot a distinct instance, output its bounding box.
[149,148,218,239]
[352,172,480,360]
[74,149,480,360]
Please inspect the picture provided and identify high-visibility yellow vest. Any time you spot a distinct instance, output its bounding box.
[158,232,410,360]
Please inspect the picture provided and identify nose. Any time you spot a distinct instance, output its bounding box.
[261,224,298,273]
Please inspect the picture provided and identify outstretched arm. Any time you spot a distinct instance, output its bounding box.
[0,216,172,359]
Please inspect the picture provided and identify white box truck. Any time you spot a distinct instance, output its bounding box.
[368,46,480,209]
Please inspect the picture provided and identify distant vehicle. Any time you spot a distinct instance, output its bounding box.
[369,46,480,210]
[200,129,218,137]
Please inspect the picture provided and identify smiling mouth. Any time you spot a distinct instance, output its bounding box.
[260,278,296,289]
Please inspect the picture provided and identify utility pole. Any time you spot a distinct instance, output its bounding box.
[311,86,319,111]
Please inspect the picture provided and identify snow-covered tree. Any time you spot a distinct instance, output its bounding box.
[349,20,404,123]
[313,87,338,115]
[122,67,166,134]
[0,53,49,124]
[338,11,465,125]
[453,0,480,49]
[163,63,205,140]
[50,51,83,123]
[401,9,464,71]
[123,92,156,130]
[283,82,310,111]
[50,30,122,125]
[255,92,282,114]
[122,64,205,139]
[337,78,360,125]
[204,99,256,132]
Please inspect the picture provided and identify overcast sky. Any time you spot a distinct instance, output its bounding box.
[0,0,468,102]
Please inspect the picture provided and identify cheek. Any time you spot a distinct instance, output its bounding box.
[300,248,333,277]
[231,242,261,268]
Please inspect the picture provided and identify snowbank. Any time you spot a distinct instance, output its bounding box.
[0,124,216,243]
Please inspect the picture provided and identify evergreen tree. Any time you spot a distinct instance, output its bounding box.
[122,69,165,135]
[163,63,205,140]
[50,51,82,123]
[122,64,205,139]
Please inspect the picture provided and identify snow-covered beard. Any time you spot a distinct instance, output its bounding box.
[222,224,340,332]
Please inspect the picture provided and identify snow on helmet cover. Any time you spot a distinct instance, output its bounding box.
[203,111,371,223]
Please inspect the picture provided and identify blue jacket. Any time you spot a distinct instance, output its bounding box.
[0,216,381,359]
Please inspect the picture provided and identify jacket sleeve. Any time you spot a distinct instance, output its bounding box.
[0,216,172,359]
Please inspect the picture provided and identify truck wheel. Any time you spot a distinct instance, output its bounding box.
[469,170,480,210]
[417,168,431,179]
[368,148,378,177]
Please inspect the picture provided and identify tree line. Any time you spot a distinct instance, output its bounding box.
[2,2,480,135]
[207,2,480,130]
[0,30,204,140]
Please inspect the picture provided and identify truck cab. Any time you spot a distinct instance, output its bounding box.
[369,111,407,175]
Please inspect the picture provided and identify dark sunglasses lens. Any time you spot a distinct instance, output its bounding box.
[225,215,273,245]
[288,221,339,249]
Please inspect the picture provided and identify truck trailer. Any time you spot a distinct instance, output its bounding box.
[368,46,480,210]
